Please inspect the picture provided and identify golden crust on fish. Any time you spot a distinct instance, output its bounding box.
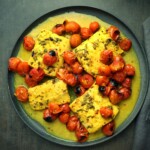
[69,83,119,133]
[28,79,70,110]
[28,29,71,77]
[73,27,123,77]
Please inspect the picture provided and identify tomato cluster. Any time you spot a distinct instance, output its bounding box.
[43,102,89,142]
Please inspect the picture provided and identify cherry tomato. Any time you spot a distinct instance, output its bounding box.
[80,27,93,40]
[43,50,57,66]
[79,74,94,89]
[118,87,131,100]
[25,74,38,87]
[100,50,113,65]
[59,113,70,124]
[29,68,45,82]
[15,86,28,102]
[52,24,65,35]
[66,116,79,131]
[63,51,76,65]
[71,61,83,74]
[60,103,71,113]
[70,34,82,48]
[122,78,132,88]
[89,21,100,33]
[96,76,109,86]
[56,68,68,80]
[48,102,62,114]
[64,63,73,73]
[64,73,77,87]
[64,21,80,34]
[124,64,135,76]
[43,109,57,122]
[8,57,21,72]
[100,106,113,118]
[102,121,115,136]
[74,85,86,96]
[112,70,126,83]
[23,36,35,51]
[107,26,120,41]
[16,61,30,76]
[99,86,111,96]
[98,65,111,77]
[119,38,132,51]
[75,123,89,143]
[110,55,125,73]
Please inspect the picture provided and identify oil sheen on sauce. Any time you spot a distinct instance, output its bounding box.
[14,12,141,141]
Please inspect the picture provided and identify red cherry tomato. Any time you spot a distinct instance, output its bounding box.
[43,50,57,66]
[79,74,94,89]
[52,24,65,35]
[107,26,120,41]
[122,78,132,88]
[8,57,21,72]
[102,121,115,136]
[80,27,93,40]
[60,103,71,113]
[100,106,113,118]
[100,50,113,65]
[63,51,76,65]
[43,109,57,122]
[71,61,83,74]
[124,64,135,76]
[118,87,131,100]
[29,68,45,82]
[23,36,35,51]
[96,76,109,86]
[64,21,80,34]
[56,68,68,80]
[74,85,86,96]
[70,34,82,48]
[59,113,70,124]
[64,73,77,87]
[89,21,100,33]
[25,74,38,87]
[16,61,30,76]
[112,70,126,83]
[98,65,111,77]
[48,102,62,114]
[119,38,132,51]
[66,116,79,131]
[15,86,28,102]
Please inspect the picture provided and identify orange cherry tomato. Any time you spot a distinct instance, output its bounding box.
[118,87,131,100]
[64,21,80,34]
[8,57,21,72]
[74,85,86,96]
[29,68,45,82]
[66,116,79,131]
[79,74,94,89]
[59,113,70,124]
[16,61,30,76]
[15,86,28,102]
[43,109,57,122]
[25,74,38,87]
[107,25,120,41]
[112,70,126,83]
[98,65,111,77]
[23,36,35,51]
[70,34,82,48]
[119,38,132,51]
[80,27,93,40]
[60,103,71,113]
[71,61,83,74]
[48,102,62,114]
[43,50,57,66]
[52,24,65,35]
[124,64,135,76]
[102,121,115,136]
[64,73,77,87]
[89,21,100,33]
[100,106,113,118]
[63,51,76,65]
[96,76,109,86]
[100,50,113,65]
[56,68,68,80]
[122,77,132,88]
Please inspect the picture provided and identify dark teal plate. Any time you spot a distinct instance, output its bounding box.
[8,6,149,147]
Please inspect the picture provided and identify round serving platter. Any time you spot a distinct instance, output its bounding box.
[7,6,149,147]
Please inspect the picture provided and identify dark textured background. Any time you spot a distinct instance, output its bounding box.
[0,0,150,150]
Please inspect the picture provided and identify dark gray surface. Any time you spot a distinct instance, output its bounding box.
[0,0,150,150]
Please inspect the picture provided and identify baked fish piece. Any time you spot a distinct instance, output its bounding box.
[28,29,71,77]
[70,83,119,133]
[28,79,70,110]
[73,27,123,77]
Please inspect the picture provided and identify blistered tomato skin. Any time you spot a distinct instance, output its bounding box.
[98,65,111,77]
[15,86,28,102]
[96,76,109,86]
[60,103,71,113]
[48,102,62,114]
[64,73,77,87]
[43,109,57,122]
[8,57,21,72]
[25,74,38,87]
[119,38,132,51]
[23,36,35,51]
[118,87,131,100]
[100,50,113,65]
[124,64,135,76]
[66,116,79,131]
[71,61,83,74]
[107,26,120,41]
[100,107,113,118]
[102,121,115,136]
[70,34,82,48]
[80,27,93,40]
[59,113,70,124]
[89,21,100,33]
[52,24,65,35]
[112,70,126,83]
[56,68,68,80]
[63,51,76,65]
